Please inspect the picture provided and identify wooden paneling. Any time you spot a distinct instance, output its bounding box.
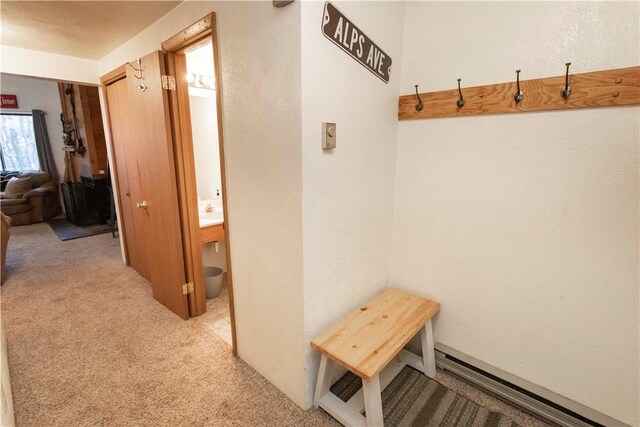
[59,83,108,180]
[398,66,640,120]
[83,86,108,176]
[311,288,440,380]
[61,82,90,180]
[200,223,225,244]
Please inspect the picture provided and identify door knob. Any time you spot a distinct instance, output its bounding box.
[136,201,148,209]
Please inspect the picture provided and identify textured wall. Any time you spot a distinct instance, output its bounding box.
[189,94,221,201]
[300,0,406,407]
[393,2,639,425]
[99,1,307,407]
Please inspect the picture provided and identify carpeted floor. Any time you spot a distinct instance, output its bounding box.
[1,223,551,427]
[1,224,336,427]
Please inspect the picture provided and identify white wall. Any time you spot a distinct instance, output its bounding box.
[99,1,307,407]
[190,93,221,201]
[191,92,227,275]
[0,45,99,85]
[300,0,406,407]
[0,73,65,181]
[393,2,639,425]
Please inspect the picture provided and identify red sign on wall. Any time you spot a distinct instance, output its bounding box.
[0,95,19,109]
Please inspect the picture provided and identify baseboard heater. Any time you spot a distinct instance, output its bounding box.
[434,344,627,427]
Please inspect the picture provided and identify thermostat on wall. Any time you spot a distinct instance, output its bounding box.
[322,122,336,150]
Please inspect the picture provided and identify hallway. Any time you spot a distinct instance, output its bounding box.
[1,224,335,426]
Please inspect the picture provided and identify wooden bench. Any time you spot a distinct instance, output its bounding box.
[311,288,440,427]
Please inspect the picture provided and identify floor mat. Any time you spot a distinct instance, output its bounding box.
[332,366,520,427]
[47,218,114,241]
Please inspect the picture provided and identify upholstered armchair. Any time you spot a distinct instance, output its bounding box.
[1,212,9,283]
[0,171,61,226]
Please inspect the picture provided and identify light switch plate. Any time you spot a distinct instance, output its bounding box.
[322,122,336,149]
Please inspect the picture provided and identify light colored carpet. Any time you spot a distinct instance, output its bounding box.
[1,223,337,427]
[1,224,550,427]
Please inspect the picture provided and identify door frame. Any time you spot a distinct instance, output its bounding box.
[100,66,129,265]
[162,13,238,355]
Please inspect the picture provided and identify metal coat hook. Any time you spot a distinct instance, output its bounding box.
[456,78,465,108]
[561,62,572,99]
[514,69,524,103]
[128,58,145,80]
[414,85,423,111]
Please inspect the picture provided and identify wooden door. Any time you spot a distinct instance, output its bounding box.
[125,51,189,319]
[106,78,150,280]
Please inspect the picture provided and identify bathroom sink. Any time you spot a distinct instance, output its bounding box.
[199,209,224,227]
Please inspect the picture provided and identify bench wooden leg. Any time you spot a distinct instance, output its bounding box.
[420,319,436,378]
[314,355,334,408]
[315,355,367,426]
[362,375,384,426]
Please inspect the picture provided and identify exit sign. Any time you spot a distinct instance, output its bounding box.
[0,95,18,109]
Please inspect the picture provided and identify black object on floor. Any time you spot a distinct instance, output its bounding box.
[48,218,113,241]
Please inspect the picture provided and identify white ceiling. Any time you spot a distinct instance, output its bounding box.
[0,1,182,60]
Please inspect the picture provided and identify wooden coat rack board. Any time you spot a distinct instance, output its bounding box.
[398,66,640,120]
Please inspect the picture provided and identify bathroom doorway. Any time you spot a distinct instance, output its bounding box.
[185,42,231,345]
[162,14,236,352]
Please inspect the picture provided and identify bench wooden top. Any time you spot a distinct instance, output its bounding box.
[310,288,440,380]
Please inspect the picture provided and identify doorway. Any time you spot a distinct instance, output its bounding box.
[55,82,117,239]
[101,13,236,353]
[182,42,231,345]
[0,73,116,241]
[161,14,236,350]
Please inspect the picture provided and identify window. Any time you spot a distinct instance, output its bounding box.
[0,113,40,171]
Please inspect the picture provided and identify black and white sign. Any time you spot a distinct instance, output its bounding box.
[321,2,392,84]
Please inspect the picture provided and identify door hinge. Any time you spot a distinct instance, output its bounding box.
[182,282,194,295]
[162,75,176,91]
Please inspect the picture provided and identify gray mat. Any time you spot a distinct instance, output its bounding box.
[332,366,520,427]
[48,218,113,241]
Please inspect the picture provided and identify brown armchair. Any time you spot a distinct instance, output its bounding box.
[1,212,10,283]
[0,171,61,225]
